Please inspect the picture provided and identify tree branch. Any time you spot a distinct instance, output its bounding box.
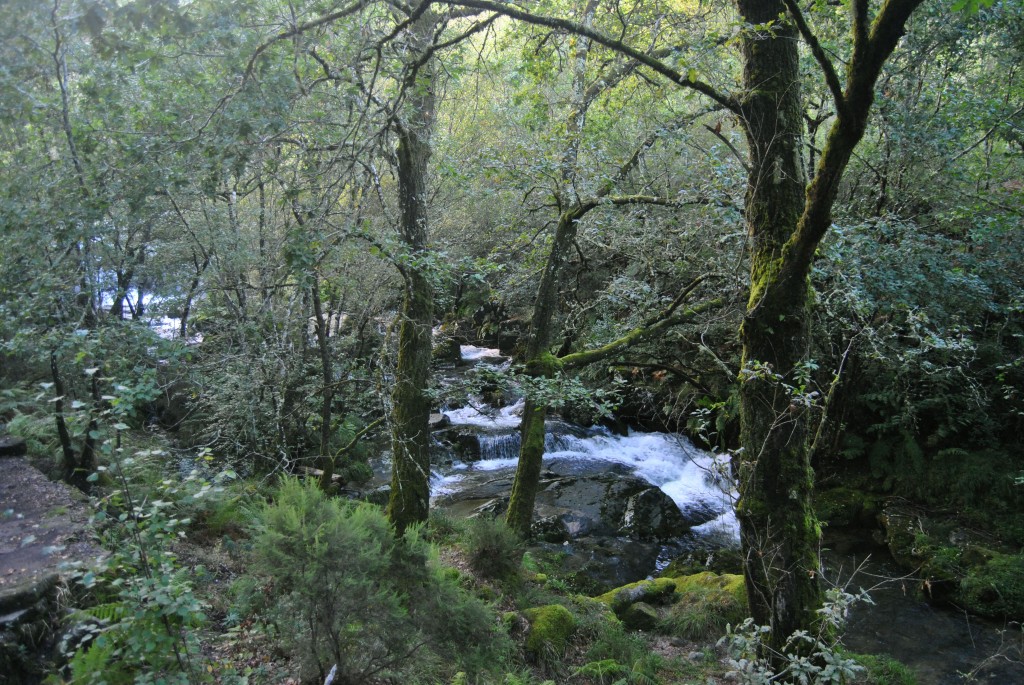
[244,0,371,80]
[437,0,741,114]
[781,0,846,116]
[560,297,722,369]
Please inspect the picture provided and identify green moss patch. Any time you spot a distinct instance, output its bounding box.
[522,604,577,657]
[961,552,1024,620]
[658,573,748,639]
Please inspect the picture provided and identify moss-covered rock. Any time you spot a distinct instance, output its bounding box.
[593,572,747,637]
[619,601,659,631]
[671,572,746,606]
[879,505,926,569]
[880,505,1024,620]
[660,547,744,577]
[522,604,577,657]
[960,552,1024,620]
[814,487,880,528]
[595,577,679,612]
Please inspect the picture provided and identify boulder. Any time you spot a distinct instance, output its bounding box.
[522,604,576,658]
[619,487,692,541]
[428,413,451,431]
[620,601,659,631]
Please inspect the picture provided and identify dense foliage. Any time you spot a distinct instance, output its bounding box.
[0,0,1022,681]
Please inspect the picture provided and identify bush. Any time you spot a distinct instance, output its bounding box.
[58,452,212,685]
[464,515,524,582]
[248,478,509,683]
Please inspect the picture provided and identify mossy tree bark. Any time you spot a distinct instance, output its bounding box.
[504,208,578,536]
[505,3,598,537]
[387,6,438,535]
[733,0,924,652]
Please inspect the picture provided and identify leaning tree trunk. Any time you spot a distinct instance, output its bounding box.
[504,211,578,535]
[505,2,598,537]
[387,7,437,534]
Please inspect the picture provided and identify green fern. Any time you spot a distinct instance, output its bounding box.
[69,601,130,626]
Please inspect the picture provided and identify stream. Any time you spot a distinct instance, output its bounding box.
[417,344,1024,683]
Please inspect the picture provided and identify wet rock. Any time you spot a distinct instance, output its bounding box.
[619,488,691,541]
[434,429,483,461]
[0,436,27,458]
[428,413,451,430]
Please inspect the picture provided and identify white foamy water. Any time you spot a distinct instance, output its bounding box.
[546,431,737,538]
[460,344,504,361]
[444,397,526,429]
[434,416,739,541]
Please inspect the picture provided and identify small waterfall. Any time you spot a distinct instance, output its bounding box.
[438,343,740,543]
[478,432,521,461]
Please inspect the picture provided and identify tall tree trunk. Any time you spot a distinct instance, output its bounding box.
[732,0,822,651]
[311,273,336,490]
[387,7,438,534]
[733,0,925,652]
[504,208,578,536]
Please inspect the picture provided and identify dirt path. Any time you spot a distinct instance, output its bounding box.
[0,456,105,612]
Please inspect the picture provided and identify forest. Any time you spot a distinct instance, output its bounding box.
[0,0,1022,683]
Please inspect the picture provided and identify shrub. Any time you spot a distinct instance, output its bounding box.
[248,478,509,684]
[58,451,212,685]
[464,515,524,582]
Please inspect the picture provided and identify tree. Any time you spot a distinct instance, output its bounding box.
[385,4,443,532]
[499,2,726,535]
[428,0,928,650]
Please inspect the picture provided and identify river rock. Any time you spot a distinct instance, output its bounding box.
[439,472,696,543]
[619,488,692,541]
[428,413,451,430]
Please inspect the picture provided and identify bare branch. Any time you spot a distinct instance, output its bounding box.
[244,0,371,81]
[782,0,846,116]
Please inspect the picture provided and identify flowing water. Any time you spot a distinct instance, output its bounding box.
[427,344,1024,683]
[430,346,738,545]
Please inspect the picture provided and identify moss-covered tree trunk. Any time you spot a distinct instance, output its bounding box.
[504,208,578,536]
[733,0,925,652]
[387,7,438,534]
[732,0,822,649]
[505,4,597,536]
